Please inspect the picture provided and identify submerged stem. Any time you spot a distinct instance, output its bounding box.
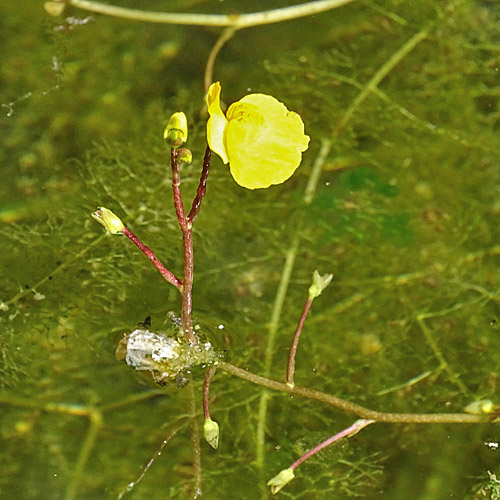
[204,27,237,92]
[203,366,216,420]
[64,408,102,500]
[188,376,203,499]
[218,361,491,424]
[117,421,186,499]
[256,140,330,469]
[256,234,300,469]
[67,0,355,28]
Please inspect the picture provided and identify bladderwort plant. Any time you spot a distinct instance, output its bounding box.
[91,82,499,496]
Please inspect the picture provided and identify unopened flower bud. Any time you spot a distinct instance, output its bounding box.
[177,148,193,164]
[464,399,495,414]
[267,468,295,495]
[92,207,124,235]
[203,417,219,450]
[164,112,188,148]
[308,270,333,299]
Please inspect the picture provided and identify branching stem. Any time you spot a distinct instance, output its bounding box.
[117,421,186,499]
[122,226,182,290]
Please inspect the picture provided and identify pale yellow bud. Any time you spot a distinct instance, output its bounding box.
[464,399,495,414]
[91,207,124,235]
[267,468,295,495]
[203,418,219,449]
[308,270,333,299]
[164,112,188,148]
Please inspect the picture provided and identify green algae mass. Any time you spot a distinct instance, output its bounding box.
[0,0,499,499]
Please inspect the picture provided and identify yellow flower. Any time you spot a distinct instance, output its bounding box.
[206,82,310,189]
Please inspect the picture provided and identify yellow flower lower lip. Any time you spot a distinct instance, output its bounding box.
[206,82,309,189]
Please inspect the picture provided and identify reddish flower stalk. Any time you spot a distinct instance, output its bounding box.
[268,418,374,494]
[188,146,211,224]
[286,297,313,388]
[291,419,374,471]
[286,271,333,388]
[203,366,217,420]
[170,148,199,346]
[121,226,182,290]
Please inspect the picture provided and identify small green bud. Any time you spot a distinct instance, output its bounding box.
[308,270,333,299]
[464,399,495,415]
[203,417,219,449]
[177,148,193,164]
[164,112,188,148]
[92,207,124,235]
[267,468,295,495]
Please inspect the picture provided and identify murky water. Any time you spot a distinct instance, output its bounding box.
[1,1,499,499]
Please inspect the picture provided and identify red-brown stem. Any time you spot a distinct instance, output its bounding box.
[203,366,217,420]
[181,229,195,343]
[286,297,313,387]
[171,148,198,346]
[290,419,374,470]
[188,146,211,224]
[122,226,182,290]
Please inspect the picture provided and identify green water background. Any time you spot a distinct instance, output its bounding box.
[0,0,499,499]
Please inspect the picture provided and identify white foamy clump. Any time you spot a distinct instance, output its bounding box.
[125,329,181,370]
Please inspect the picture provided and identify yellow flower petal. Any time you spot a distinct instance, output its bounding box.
[206,82,229,164]
[225,94,309,189]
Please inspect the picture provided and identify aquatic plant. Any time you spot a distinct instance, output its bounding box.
[1,1,499,499]
[88,83,498,496]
